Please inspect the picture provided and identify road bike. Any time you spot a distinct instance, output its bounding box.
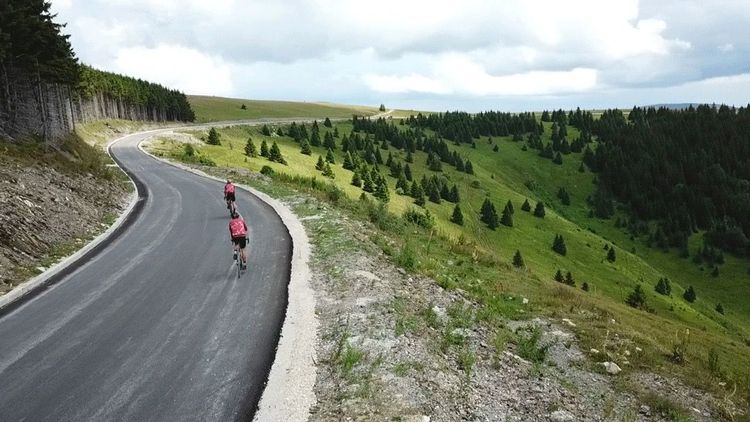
[233,239,248,278]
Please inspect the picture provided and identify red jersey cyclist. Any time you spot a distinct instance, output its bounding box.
[229,211,248,269]
[224,179,236,213]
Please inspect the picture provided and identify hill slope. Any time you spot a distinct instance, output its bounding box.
[149,113,750,416]
[188,96,381,122]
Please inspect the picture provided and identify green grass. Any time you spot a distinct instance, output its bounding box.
[188,96,382,123]
[151,118,750,410]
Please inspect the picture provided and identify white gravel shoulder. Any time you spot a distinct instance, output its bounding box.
[136,139,318,422]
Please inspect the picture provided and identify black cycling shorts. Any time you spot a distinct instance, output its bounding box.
[225,192,236,202]
[232,236,247,249]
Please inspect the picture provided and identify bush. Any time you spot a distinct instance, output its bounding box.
[397,242,417,271]
[403,208,435,229]
[260,165,274,176]
[183,143,195,157]
[516,327,549,364]
[625,284,647,309]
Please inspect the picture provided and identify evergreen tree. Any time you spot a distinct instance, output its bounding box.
[406,151,414,163]
[715,303,724,314]
[315,155,325,171]
[351,171,362,187]
[493,144,499,152]
[552,234,567,256]
[578,162,585,173]
[512,250,525,268]
[428,183,442,204]
[375,148,383,164]
[362,171,374,192]
[582,282,590,292]
[342,152,355,170]
[207,127,221,145]
[655,278,672,296]
[260,139,269,157]
[533,201,546,218]
[626,285,647,309]
[404,164,413,181]
[322,162,335,179]
[333,127,339,137]
[386,152,394,167]
[310,130,321,147]
[323,131,336,150]
[506,199,514,214]
[521,199,531,212]
[451,204,464,225]
[501,203,514,227]
[480,199,499,229]
[557,187,571,205]
[300,139,312,155]
[244,137,257,157]
[323,117,332,127]
[607,247,616,262]
[276,127,284,136]
[683,285,697,303]
[565,271,575,286]
[325,148,336,164]
[450,185,460,203]
[396,174,409,193]
[261,125,271,136]
[465,160,475,174]
[711,266,719,277]
[374,177,390,202]
[554,269,564,283]
[553,152,563,165]
[268,141,287,164]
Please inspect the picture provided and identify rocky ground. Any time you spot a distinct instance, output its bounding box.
[0,141,130,294]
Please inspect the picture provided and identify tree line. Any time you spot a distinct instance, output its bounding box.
[585,105,750,258]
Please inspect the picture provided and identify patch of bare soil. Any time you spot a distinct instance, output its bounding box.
[0,154,128,293]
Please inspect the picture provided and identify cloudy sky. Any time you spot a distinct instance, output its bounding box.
[52,0,750,111]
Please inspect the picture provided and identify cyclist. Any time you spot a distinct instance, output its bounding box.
[224,179,236,212]
[229,211,248,269]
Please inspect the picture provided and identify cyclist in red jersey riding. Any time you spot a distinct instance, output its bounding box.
[224,179,236,211]
[229,211,248,269]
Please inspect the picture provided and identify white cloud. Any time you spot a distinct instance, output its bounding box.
[113,45,233,96]
[718,43,735,53]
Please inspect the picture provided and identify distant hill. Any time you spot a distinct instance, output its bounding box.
[646,103,704,110]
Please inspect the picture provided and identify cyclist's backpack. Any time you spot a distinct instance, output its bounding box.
[229,218,246,237]
[225,183,235,194]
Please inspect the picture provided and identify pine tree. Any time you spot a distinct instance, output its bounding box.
[493,145,499,152]
[565,271,575,286]
[268,141,287,164]
[450,185,460,203]
[655,278,672,296]
[406,151,414,163]
[465,160,474,174]
[582,282,589,292]
[260,139,269,157]
[386,152,394,167]
[351,171,362,187]
[554,269,564,283]
[245,137,257,157]
[626,285,647,309]
[343,152,355,170]
[521,199,531,212]
[512,250,525,268]
[506,199,514,214]
[300,139,312,155]
[322,162,335,179]
[607,247,616,262]
[683,286,696,303]
[276,127,284,136]
[375,148,383,164]
[323,117,332,127]
[325,148,335,164]
[552,234,567,256]
[553,152,563,165]
[310,130,321,147]
[362,171,374,192]
[404,164,413,181]
[207,127,221,145]
[451,204,464,225]
[333,127,339,137]
[480,199,499,229]
[374,177,390,202]
[414,188,426,206]
[533,201,546,218]
[428,183,442,204]
[315,155,325,170]
[578,162,585,173]
[323,131,336,150]
[557,187,571,205]
[262,125,271,136]
[715,303,724,314]
[396,174,409,193]
[501,203,513,227]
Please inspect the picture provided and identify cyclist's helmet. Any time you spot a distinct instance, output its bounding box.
[227,179,232,184]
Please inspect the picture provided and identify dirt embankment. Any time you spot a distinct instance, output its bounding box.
[0,140,129,294]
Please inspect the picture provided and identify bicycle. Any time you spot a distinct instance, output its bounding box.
[233,238,248,278]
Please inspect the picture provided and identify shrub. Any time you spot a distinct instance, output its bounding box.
[260,165,274,176]
[403,208,435,229]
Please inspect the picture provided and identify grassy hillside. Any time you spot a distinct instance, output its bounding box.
[187,96,382,122]
[150,116,750,411]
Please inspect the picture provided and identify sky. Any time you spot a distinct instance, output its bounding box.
[51,0,750,112]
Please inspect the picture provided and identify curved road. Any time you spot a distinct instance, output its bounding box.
[0,130,292,421]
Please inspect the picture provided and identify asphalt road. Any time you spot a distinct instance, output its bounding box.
[0,130,292,421]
